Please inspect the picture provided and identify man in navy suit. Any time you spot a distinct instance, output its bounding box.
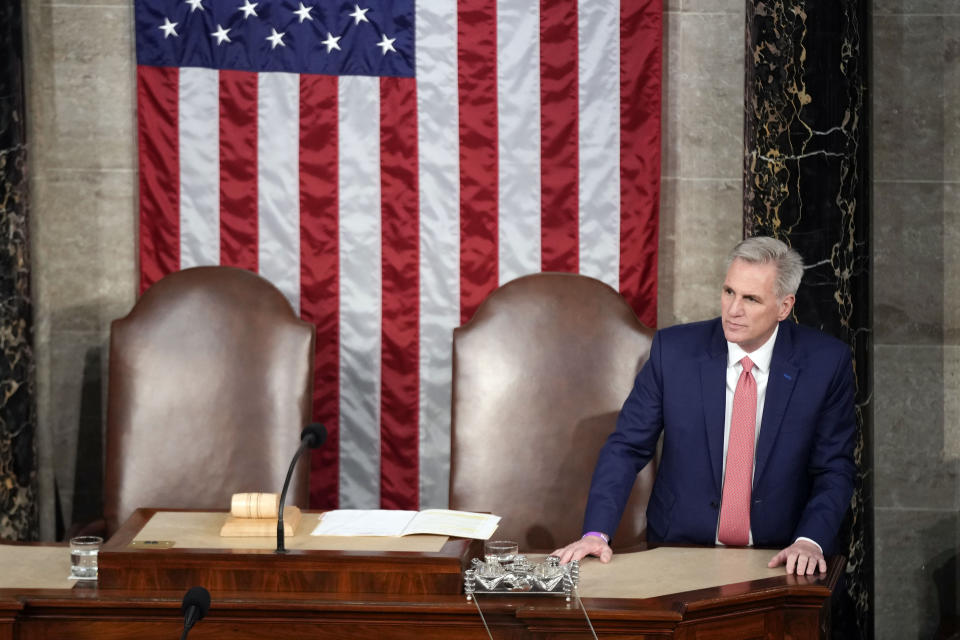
[554,236,856,576]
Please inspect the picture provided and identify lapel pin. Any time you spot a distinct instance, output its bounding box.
[783,373,792,380]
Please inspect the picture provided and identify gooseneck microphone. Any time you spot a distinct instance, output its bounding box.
[277,423,327,553]
[180,586,211,640]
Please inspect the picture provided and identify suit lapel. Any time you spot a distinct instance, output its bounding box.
[700,322,728,494]
[753,321,800,488]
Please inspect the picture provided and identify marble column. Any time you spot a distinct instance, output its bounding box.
[743,1,870,637]
[0,0,38,542]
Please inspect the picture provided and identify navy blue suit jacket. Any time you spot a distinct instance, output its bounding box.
[583,318,856,554]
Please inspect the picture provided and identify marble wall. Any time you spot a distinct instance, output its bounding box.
[742,2,870,635]
[871,1,960,638]
[0,0,38,541]
[23,0,137,538]
[659,0,745,327]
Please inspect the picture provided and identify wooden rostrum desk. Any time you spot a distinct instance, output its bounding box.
[0,509,843,639]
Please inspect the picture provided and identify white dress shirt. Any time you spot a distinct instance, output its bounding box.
[715,326,821,553]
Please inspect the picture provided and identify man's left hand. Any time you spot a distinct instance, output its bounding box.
[767,539,826,575]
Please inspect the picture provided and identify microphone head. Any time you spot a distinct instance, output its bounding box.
[181,586,211,620]
[301,423,327,449]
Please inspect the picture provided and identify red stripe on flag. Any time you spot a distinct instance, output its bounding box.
[539,0,580,273]
[457,0,499,324]
[619,0,661,329]
[379,77,420,510]
[299,74,340,509]
[137,65,180,294]
[219,70,259,271]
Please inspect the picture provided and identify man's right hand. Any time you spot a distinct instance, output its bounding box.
[552,535,613,564]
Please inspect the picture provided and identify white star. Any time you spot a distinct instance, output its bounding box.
[238,0,258,19]
[185,0,204,12]
[376,33,396,55]
[210,24,231,45]
[320,32,341,52]
[159,17,178,38]
[349,4,370,25]
[266,28,286,49]
[293,2,313,23]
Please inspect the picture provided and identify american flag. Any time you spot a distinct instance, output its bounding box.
[134,0,661,511]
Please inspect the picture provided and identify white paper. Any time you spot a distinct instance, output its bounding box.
[310,509,501,539]
[402,509,501,539]
[311,509,418,536]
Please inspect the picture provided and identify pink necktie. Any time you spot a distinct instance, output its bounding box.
[718,356,757,546]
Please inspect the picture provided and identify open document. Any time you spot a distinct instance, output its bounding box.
[311,509,500,540]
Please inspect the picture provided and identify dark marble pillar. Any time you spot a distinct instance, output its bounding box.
[0,0,37,542]
[743,1,870,638]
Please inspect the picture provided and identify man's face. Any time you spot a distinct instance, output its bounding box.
[720,258,795,353]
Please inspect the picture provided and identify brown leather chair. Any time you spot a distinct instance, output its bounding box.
[449,273,655,552]
[103,266,315,534]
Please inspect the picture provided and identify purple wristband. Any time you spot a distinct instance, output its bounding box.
[583,531,609,544]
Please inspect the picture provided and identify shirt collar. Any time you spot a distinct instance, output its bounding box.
[727,323,779,373]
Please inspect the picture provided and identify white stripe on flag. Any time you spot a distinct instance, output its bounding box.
[338,75,382,509]
[178,67,220,269]
[578,0,621,289]
[497,0,541,284]
[257,72,301,311]
[415,0,460,509]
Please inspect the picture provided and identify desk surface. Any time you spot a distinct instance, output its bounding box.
[0,544,74,590]
[0,510,842,639]
[0,540,789,601]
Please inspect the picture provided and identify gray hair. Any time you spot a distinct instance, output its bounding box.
[726,236,804,299]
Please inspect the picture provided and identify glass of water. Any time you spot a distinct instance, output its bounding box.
[69,536,103,580]
[483,539,518,564]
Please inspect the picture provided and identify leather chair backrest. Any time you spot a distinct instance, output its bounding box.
[449,273,655,551]
[104,266,315,534]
